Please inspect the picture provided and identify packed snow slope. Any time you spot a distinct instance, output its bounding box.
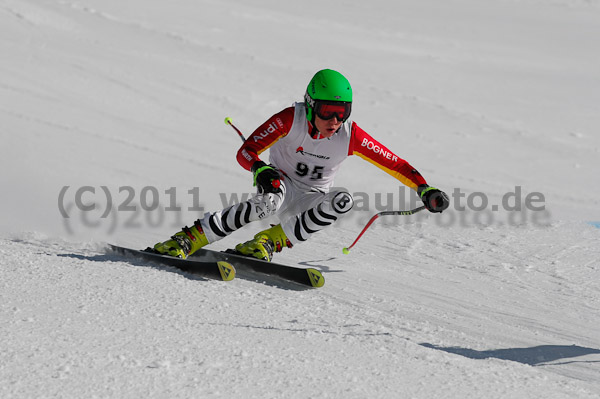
[1,0,600,398]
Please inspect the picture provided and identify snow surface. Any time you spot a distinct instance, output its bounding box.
[1,0,600,398]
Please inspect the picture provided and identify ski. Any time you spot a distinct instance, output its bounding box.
[189,247,325,288]
[107,244,235,281]
[107,244,324,288]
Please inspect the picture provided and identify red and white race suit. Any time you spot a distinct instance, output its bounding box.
[199,102,428,246]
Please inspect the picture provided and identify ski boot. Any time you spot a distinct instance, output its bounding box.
[152,221,209,259]
[235,224,292,262]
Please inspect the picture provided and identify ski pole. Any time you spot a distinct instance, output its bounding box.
[224,116,247,142]
[224,116,280,190]
[342,205,427,254]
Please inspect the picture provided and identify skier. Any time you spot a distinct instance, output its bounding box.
[152,69,449,261]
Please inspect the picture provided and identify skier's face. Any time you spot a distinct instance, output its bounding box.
[314,115,343,138]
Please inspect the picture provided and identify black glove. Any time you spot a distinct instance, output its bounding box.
[251,161,282,194]
[418,185,450,213]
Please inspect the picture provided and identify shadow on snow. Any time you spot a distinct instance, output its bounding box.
[420,343,600,366]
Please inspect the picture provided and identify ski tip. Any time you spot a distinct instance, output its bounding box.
[342,247,350,255]
[217,261,236,281]
[306,268,325,288]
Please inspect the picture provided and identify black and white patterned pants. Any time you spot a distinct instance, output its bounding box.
[198,178,353,245]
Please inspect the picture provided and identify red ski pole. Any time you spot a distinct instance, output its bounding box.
[342,206,426,254]
[224,117,246,142]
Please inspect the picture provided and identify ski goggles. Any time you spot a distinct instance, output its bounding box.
[314,101,352,122]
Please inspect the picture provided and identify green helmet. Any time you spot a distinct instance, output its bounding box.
[304,69,352,122]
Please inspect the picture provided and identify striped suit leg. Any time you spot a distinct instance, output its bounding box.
[198,190,285,243]
[283,191,354,245]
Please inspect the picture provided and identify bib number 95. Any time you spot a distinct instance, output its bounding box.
[296,162,324,180]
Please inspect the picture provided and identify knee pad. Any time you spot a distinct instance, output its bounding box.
[251,189,285,219]
[330,191,354,215]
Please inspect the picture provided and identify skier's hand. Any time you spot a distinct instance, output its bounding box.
[418,185,450,213]
[252,161,282,194]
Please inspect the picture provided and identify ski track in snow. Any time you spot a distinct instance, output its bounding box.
[2,0,600,397]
